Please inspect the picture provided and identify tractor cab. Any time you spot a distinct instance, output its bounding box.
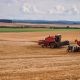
[55,34,61,42]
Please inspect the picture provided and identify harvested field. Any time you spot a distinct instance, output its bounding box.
[0,30,80,80]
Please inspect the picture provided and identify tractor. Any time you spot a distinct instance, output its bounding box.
[67,40,80,52]
[38,34,69,48]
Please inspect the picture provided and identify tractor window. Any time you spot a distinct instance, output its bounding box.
[55,36,61,42]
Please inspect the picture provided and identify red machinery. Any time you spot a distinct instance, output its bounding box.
[75,40,80,46]
[38,34,69,48]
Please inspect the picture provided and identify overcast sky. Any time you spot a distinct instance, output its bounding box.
[0,0,80,21]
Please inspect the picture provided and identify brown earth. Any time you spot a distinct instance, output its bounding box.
[0,30,80,80]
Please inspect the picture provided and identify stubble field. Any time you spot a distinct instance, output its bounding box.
[0,29,80,80]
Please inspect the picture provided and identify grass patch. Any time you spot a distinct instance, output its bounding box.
[0,28,79,32]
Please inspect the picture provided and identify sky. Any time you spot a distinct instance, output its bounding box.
[0,0,80,21]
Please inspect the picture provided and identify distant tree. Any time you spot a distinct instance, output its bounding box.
[66,26,70,28]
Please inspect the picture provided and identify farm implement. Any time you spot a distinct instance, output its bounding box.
[67,40,80,52]
[38,34,69,48]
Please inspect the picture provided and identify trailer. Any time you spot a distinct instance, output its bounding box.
[67,40,80,52]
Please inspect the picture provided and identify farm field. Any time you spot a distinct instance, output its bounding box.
[0,28,80,32]
[0,28,80,80]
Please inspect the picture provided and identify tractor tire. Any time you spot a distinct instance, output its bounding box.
[50,42,57,48]
[67,45,73,52]
[41,45,45,48]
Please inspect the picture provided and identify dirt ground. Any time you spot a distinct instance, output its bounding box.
[0,30,80,80]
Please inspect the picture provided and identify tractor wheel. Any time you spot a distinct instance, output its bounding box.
[50,43,57,48]
[41,45,45,48]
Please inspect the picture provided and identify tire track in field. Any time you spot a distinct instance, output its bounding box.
[0,54,79,60]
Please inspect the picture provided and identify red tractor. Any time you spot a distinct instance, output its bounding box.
[67,40,80,52]
[38,34,69,48]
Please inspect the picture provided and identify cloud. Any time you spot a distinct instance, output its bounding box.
[71,5,80,14]
[48,5,65,14]
[48,5,80,15]
[22,4,31,13]
[22,3,80,18]
[32,6,45,14]
[0,0,18,4]
[64,5,80,15]
[22,3,46,14]
[0,0,80,20]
